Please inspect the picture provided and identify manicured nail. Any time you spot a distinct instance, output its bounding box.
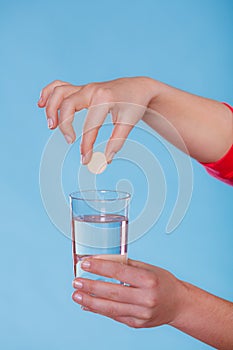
[73,280,83,289]
[47,118,54,129]
[81,260,91,270]
[64,135,73,144]
[106,151,115,164]
[82,154,89,165]
[82,154,86,164]
[74,293,82,302]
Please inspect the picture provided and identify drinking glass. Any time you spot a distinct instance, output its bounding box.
[70,190,130,283]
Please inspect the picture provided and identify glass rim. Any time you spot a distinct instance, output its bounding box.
[69,189,131,202]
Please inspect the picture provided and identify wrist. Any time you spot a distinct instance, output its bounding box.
[168,279,191,327]
[146,78,168,107]
[133,76,163,105]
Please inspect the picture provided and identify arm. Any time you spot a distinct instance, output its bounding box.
[72,258,233,350]
[145,80,233,163]
[171,281,233,349]
[38,77,233,164]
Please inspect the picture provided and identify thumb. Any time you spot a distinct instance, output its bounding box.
[105,122,134,163]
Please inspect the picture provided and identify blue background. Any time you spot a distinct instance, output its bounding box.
[1,0,233,349]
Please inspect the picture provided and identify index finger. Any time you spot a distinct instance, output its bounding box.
[38,79,71,107]
[81,258,151,288]
[81,104,110,164]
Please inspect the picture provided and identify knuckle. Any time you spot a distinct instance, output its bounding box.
[141,308,153,320]
[144,293,158,308]
[144,275,158,289]
[93,87,113,103]
[81,82,96,95]
[53,79,63,85]
[126,318,144,329]
[53,85,64,95]
[86,82,96,90]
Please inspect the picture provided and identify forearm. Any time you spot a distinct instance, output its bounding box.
[143,79,233,163]
[171,280,233,349]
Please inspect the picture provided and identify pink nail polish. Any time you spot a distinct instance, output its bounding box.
[47,118,54,129]
[82,154,88,164]
[73,280,83,289]
[81,260,91,269]
[74,293,82,302]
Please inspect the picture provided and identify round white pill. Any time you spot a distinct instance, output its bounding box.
[87,152,107,174]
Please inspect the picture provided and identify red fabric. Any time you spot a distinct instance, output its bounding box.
[200,103,233,186]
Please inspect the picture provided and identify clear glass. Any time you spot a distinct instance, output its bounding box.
[70,190,130,283]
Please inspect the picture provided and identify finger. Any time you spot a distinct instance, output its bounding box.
[80,258,152,288]
[46,85,82,129]
[73,278,142,305]
[113,316,146,328]
[105,122,134,163]
[128,259,158,273]
[72,291,150,320]
[81,104,109,164]
[59,89,90,144]
[38,80,70,108]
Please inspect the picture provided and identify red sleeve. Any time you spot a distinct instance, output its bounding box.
[200,103,233,186]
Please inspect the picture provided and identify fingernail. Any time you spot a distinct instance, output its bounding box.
[82,154,87,164]
[73,280,83,289]
[81,260,91,270]
[47,118,54,129]
[64,135,73,144]
[106,151,115,164]
[74,293,82,302]
[82,154,89,165]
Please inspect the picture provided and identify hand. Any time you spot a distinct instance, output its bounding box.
[72,258,185,328]
[38,77,158,163]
